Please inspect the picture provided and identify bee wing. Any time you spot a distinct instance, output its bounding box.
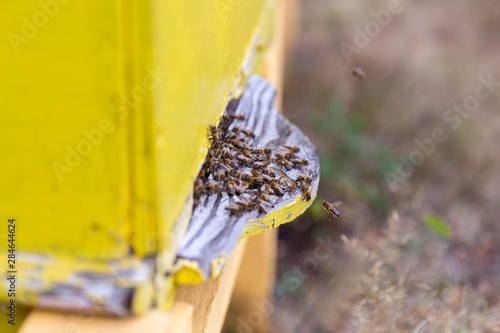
[332,201,343,207]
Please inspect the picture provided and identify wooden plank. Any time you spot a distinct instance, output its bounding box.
[229,1,299,331]
[175,238,248,333]
[174,75,320,284]
[18,302,193,333]
[230,229,277,332]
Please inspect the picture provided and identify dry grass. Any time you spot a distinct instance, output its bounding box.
[267,0,500,332]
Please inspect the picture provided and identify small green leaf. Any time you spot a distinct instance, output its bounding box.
[423,215,452,239]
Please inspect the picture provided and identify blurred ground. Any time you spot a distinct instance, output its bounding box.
[270,0,500,332]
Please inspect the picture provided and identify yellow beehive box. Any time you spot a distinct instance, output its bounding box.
[0,0,274,315]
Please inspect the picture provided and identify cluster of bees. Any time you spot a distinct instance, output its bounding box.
[193,105,313,216]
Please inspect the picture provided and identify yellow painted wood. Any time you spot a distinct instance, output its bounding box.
[1,0,130,259]
[173,191,317,285]
[0,0,277,313]
[175,238,248,333]
[154,0,271,253]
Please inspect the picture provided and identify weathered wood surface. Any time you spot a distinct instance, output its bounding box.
[19,302,193,333]
[174,75,320,283]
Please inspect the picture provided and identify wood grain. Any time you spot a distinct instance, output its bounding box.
[175,75,320,283]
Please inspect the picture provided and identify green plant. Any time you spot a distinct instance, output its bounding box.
[308,98,398,214]
[423,214,452,239]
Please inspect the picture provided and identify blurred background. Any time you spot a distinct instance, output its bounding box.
[266,0,500,332]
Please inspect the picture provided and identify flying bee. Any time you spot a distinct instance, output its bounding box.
[322,201,343,220]
[352,67,366,80]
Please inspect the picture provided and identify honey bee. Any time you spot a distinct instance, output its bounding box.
[241,147,253,157]
[277,159,293,171]
[251,148,272,156]
[274,152,285,160]
[352,67,366,80]
[291,158,309,167]
[296,175,312,185]
[255,203,267,214]
[258,193,271,202]
[233,127,255,139]
[287,180,297,192]
[205,182,224,195]
[230,139,247,149]
[222,158,238,169]
[262,169,276,177]
[239,171,252,181]
[248,176,264,186]
[235,183,248,195]
[227,169,238,178]
[199,168,208,179]
[226,111,245,121]
[236,154,252,164]
[270,182,285,197]
[253,161,269,170]
[213,171,225,181]
[226,202,245,215]
[321,201,343,220]
[194,178,206,200]
[226,132,237,141]
[284,145,300,153]
[303,187,312,201]
[241,129,255,138]
[261,183,272,194]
